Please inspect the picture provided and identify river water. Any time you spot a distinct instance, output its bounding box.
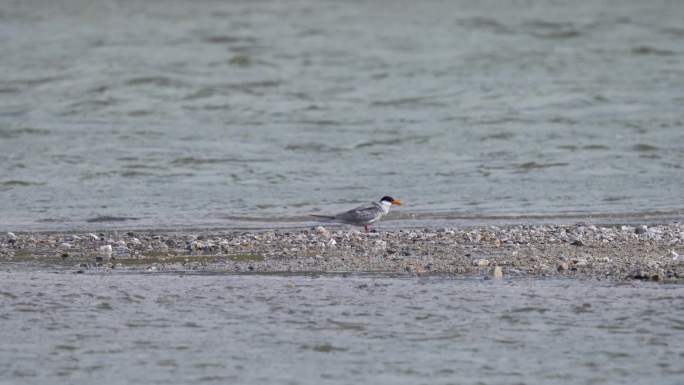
[1,0,683,232]
[0,269,682,385]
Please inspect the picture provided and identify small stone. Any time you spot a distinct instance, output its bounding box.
[61,253,69,260]
[59,243,71,249]
[631,270,647,279]
[570,239,585,246]
[491,266,503,278]
[558,262,569,271]
[651,274,663,282]
[98,245,112,254]
[7,232,16,240]
[635,225,648,235]
[472,258,489,267]
[315,226,327,234]
[670,250,679,260]
[327,239,337,247]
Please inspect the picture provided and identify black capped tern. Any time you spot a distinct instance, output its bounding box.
[312,196,404,233]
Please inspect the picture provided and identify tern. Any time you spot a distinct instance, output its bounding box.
[312,196,404,233]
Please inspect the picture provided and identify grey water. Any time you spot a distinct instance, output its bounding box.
[1,0,684,232]
[1,269,683,385]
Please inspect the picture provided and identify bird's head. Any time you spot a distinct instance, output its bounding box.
[380,196,403,206]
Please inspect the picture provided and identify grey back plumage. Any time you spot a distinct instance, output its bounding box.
[331,201,386,225]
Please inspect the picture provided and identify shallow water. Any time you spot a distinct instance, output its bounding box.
[1,0,684,231]
[0,268,682,385]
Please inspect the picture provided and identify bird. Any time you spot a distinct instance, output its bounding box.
[311,196,404,233]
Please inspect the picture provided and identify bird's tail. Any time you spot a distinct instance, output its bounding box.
[310,214,335,220]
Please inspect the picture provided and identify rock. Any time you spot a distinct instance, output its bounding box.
[59,243,71,249]
[315,226,327,234]
[635,225,648,235]
[570,238,585,246]
[630,270,648,279]
[472,258,489,267]
[491,266,503,278]
[558,263,569,271]
[98,245,112,254]
[7,232,16,240]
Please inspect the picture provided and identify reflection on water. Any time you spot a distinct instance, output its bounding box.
[1,270,682,384]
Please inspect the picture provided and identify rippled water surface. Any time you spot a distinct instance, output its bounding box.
[1,270,682,384]
[1,0,684,231]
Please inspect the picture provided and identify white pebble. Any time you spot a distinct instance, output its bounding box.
[99,245,112,254]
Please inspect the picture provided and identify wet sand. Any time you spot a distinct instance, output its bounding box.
[3,223,683,282]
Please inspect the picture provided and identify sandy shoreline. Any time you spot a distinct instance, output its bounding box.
[2,223,684,282]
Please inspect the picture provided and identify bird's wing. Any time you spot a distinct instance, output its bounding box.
[333,202,382,223]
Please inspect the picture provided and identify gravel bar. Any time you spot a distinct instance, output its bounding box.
[3,223,684,282]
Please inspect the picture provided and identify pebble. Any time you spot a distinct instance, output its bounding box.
[0,224,682,281]
[491,266,503,278]
[635,226,648,235]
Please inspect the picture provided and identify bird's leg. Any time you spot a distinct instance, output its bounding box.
[364,225,370,233]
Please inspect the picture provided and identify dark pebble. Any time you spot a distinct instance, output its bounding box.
[61,253,69,260]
